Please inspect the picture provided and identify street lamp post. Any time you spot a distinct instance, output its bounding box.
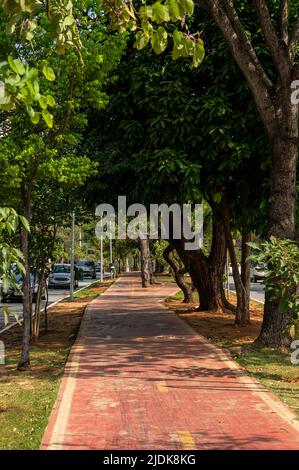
[70,212,75,301]
[100,218,104,283]
[109,220,113,279]
[100,234,104,282]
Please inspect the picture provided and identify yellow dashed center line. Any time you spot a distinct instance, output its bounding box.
[177,431,196,450]
[156,380,168,393]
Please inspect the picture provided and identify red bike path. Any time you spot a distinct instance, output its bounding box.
[41,273,299,450]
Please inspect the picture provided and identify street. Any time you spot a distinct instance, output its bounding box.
[0,276,107,334]
[229,276,265,304]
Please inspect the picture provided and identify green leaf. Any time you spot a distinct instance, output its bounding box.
[193,40,205,67]
[213,192,222,203]
[134,31,150,50]
[42,109,53,128]
[19,216,30,232]
[42,65,56,81]
[180,0,194,15]
[63,15,75,26]
[8,56,25,75]
[26,105,35,118]
[139,6,154,19]
[38,96,48,109]
[168,0,181,20]
[30,111,40,124]
[46,94,55,107]
[151,27,168,54]
[172,29,185,60]
[152,2,170,24]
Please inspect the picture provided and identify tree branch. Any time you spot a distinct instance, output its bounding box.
[201,0,276,135]
[279,0,289,43]
[252,0,290,75]
[221,0,273,89]
[289,14,299,62]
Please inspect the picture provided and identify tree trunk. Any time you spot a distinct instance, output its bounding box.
[221,197,249,325]
[221,280,236,313]
[202,0,299,346]
[32,266,45,340]
[172,220,227,312]
[139,238,151,287]
[132,255,138,271]
[125,256,130,273]
[163,244,193,303]
[18,189,31,370]
[240,232,251,324]
[155,260,165,274]
[257,123,298,346]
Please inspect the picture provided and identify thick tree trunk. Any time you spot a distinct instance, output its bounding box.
[139,238,151,287]
[18,189,31,370]
[163,244,193,303]
[257,125,298,346]
[202,0,299,346]
[172,220,227,312]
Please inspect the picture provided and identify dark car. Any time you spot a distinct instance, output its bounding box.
[76,260,96,279]
[95,262,102,273]
[1,269,45,303]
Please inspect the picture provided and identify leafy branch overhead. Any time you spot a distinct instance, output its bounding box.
[1,0,81,53]
[0,58,56,127]
[103,0,205,67]
[2,0,205,66]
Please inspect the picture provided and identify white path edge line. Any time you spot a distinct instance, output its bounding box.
[228,288,265,305]
[45,276,119,449]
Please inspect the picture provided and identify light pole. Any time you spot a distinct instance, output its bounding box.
[100,218,104,282]
[109,220,113,279]
[70,212,75,301]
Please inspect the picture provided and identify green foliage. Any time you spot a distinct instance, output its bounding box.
[1,0,81,53]
[0,207,28,293]
[248,237,299,321]
[103,0,205,67]
[151,240,169,268]
[0,59,56,126]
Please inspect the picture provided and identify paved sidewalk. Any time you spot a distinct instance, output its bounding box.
[42,273,299,450]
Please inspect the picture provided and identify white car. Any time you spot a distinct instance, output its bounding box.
[228,263,241,275]
[250,264,266,283]
[48,264,78,289]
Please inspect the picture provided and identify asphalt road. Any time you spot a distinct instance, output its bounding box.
[228,275,265,304]
[0,274,111,333]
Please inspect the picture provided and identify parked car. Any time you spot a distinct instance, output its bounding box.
[1,268,45,303]
[48,264,78,289]
[95,262,102,274]
[250,264,266,283]
[228,263,241,275]
[76,260,96,279]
